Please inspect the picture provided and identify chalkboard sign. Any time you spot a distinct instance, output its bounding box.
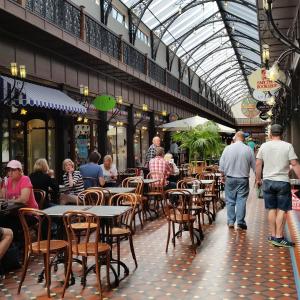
[256,101,271,112]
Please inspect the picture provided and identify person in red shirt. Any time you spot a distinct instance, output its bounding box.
[149,147,177,190]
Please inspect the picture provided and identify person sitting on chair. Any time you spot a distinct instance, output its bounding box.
[100,155,118,187]
[79,151,105,189]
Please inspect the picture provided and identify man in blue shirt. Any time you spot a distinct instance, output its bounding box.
[219,131,256,230]
[79,151,105,188]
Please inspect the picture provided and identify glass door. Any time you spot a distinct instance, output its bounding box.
[27,119,46,174]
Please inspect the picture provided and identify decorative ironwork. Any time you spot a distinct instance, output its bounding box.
[166,72,179,92]
[122,42,146,74]
[129,0,153,44]
[180,82,190,98]
[148,59,166,85]
[85,16,120,59]
[26,0,80,37]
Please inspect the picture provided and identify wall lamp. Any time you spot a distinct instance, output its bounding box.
[79,84,90,109]
[262,44,270,69]
[162,110,167,117]
[3,62,27,106]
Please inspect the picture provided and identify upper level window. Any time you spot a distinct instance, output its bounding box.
[136,28,150,46]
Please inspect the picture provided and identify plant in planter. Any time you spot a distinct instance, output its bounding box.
[172,121,225,163]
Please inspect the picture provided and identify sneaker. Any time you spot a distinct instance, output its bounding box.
[228,224,234,229]
[272,238,295,248]
[268,236,275,244]
[237,224,247,230]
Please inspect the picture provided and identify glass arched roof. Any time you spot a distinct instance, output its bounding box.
[122,0,261,106]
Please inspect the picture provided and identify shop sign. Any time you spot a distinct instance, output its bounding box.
[240,98,259,118]
[93,95,116,111]
[256,101,271,113]
[168,113,179,122]
[248,68,281,92]
[259,112,269,121]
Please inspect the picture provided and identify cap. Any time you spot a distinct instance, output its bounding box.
[7,160,22,170]
[271,124,283,135]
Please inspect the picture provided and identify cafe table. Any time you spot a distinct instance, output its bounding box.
[0,201,24,216]
[42,205,132,286]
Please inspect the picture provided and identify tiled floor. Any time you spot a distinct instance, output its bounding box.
[0,183,299,299]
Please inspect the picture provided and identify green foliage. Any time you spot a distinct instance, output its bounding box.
[172,121,225,162]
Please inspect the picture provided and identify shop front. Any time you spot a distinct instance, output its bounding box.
[0,76,86,176]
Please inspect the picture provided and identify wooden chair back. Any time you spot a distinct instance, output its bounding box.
[82,190,103,206]
[177,178,197,189]
[85,188,111,205]
[198,171,216,181]
[165,189,193,222]
[82,176,98,188]
[63,210,100,257]
[122,177,144,197]
[18,208,51,253]
[147,171,165,193]
[33,189,46,209]
[109,193,137,232]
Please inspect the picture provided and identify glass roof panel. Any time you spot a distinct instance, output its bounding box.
[122,0,261,106]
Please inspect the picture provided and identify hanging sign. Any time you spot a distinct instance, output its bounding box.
[256,101,271,113]
[92,95,116,111]
[248,68,282,92]
[240,98,259,118]
[259,112,269,121]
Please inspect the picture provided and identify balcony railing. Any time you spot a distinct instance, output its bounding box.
[22,0,234,122]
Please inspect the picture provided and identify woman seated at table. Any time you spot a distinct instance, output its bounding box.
[164,153,180,176]
[0,160,38,241]
[60,158,84,205]
[100,155,118,187]
[29,158,59,207]
[0,160,38,209]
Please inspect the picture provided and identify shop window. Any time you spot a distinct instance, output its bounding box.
[11,119,25,167]
[75,124,90,166]
[133,127,149,167]
[1,119,9,173]
[107,125,127,171]
[141,128,149,165]
[27,119,46,174]
[48,119,56,171]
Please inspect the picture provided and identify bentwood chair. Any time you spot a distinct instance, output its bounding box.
[62,211,110,298]
[18,208,68,298]
[77,190,104,206]
[108,193,138,275]
[33,189,47,209]
[145,172,166,217]
[122,177,144,229]
[165,189,197,254]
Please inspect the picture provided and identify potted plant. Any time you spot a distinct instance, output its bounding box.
[172,121,225,165]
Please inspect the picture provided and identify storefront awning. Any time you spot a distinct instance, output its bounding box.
[0,76,86,114]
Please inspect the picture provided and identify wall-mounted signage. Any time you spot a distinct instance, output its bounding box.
[259,112,269,120]
[256,101,271,113]
[248,68,284,92]
[240,98,259,118]
[93,95,116,111]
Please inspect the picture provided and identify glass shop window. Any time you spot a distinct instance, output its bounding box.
[75,124,90,166]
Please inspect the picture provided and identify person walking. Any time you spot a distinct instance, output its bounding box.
[145,136,161,168]
[169,141,179,165]
[219,131,256,230]
[256,124,300,247]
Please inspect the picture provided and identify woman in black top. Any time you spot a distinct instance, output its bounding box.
[29,159,59,207]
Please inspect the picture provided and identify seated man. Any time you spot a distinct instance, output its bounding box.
[79,151,105,189]
[0,227,13,260]
[149,147,176,190]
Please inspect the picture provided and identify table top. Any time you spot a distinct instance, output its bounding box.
[131,178,159,184]
[186,180,214,185]
[95,187,136,194]
[0,202,24,215]
[43,205,131,218]
[171,189,205,196]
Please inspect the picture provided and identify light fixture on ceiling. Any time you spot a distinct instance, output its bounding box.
[262,44,270,68]
[20,108,27,115]
[142,104,148,111]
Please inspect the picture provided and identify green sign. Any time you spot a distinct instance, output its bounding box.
[93,95,116,111]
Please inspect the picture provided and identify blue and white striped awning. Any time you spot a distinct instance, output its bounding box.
[0,76,86,114]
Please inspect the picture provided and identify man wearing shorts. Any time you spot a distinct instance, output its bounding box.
[256,124,300,247]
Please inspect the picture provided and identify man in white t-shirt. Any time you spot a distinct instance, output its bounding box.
[256,124,300,247]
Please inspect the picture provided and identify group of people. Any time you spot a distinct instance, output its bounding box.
[0,151,119,263]
[145,136,179,189]
[219,124,300,247]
